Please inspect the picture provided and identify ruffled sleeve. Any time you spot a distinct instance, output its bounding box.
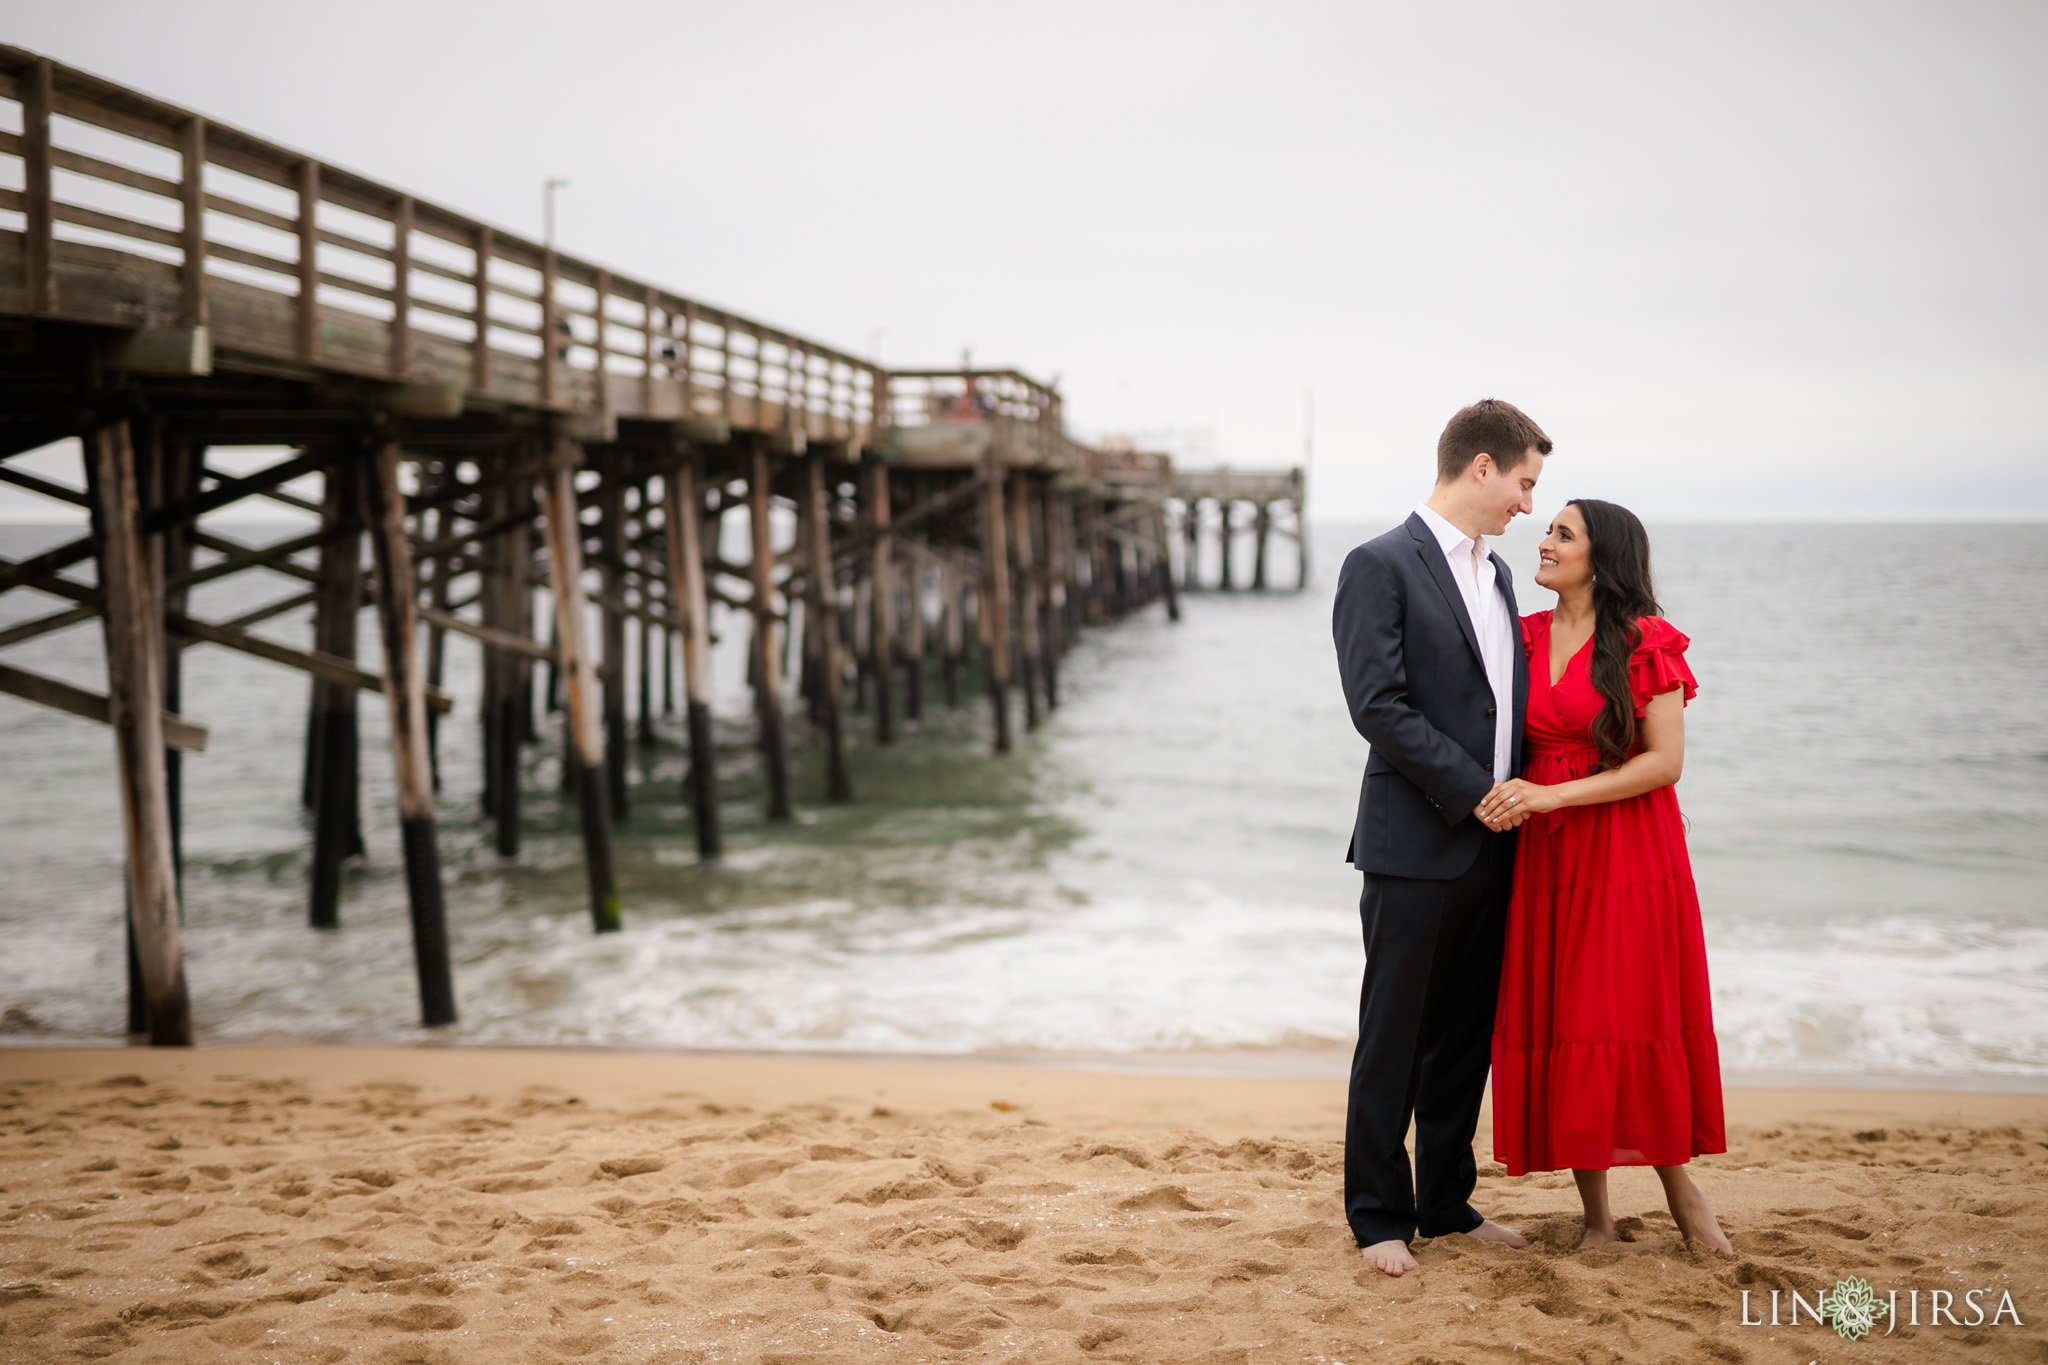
[1519,610,1550,663]
[1629,617,1696,716]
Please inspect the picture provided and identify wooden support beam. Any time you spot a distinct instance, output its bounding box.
[746,444,792,819]
[802,450,850,800]
[421,462,453,792]
[204,466,319,514]
[477,472,529,858]
[1011,469,1043,732]
[307,461,363,929]
[173,527,328,593]
[0,661,209,752]
[1218,498,1235,591]
[89,418,191,1045]
[540,449,621,931]
[363,437,458,1025]
[640,284,659,416]
[593,269,611,420]
[0,388,148,463]
[471,224,493,393]
[0,604,98,648]
[0,464,89,506]
[1034,483,1061,710]
[981,447,1012,754]
[1158,506,1182,623]
[1252,500,1270,590]
[598,458,629,815]
[661,445,721,857]
[868,459,896,744]
[1296,500,1311,589]
[389,195,413,377]
[148,448,326,533]
[410,503,539,562]
[826,471,988,574]
[155,437,202,913]
[636,540,656,749]
[540,248,559,406]
[938,554,963,709]
[220,589,315,631]
[902,478,927,724]
[0,535,94,595]
[417,603,554,661]
[179,117,208,328]
[22,57,54,315]
[295,160,320,363]
[168,612,454,711]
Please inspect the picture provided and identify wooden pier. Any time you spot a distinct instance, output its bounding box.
[0,48,1300,1045]
[1167,465,1310,592]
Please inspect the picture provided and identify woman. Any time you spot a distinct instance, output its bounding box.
[1476,499,1733,1254]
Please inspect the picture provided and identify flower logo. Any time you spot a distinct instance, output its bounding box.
[1819,1275,1881,1341]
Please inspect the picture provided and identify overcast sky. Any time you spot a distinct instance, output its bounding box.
[4,0,2043,520]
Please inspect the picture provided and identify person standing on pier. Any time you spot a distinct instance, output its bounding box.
[1332,399,1550,1275]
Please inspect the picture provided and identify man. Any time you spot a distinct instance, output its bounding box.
[1332,398,1550,1276]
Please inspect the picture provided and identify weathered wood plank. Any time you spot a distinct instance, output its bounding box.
[90,416,192,1045]
[306,459,363,929]
[0,463,88,506]
[168,611,455,713]
[868,459,896,744]
[390,195,413,377]
[22,57,54,315]
[417,603,555,662]
[540,447,621,931]
[363,437,458,1025]
[295,160,319,362]
[982,445,1012,753]
[661,444,720,857]
[801,450,850,800]
[0,660,209,751]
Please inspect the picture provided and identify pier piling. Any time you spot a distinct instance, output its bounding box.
[364,437,458,1026]
[746,444,793,820]
[541,453,621,934]
[308,459,364,929]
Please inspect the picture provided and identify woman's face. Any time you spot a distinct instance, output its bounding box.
[1536,503,1594,593]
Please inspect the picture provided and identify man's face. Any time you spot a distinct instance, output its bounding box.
[1475,447,1544,536]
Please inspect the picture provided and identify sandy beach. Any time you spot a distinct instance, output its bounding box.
[1,1047,2043,1363]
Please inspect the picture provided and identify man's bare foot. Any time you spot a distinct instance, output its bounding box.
[1577,1223,1617,1249]
[1360,1239,1418,1276]
[1462,1218,1529,1248]
[1667,1180,1735,1255]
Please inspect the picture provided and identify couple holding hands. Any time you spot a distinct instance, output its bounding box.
[1333,399,1731,1275]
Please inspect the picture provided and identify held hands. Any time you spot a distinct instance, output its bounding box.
[1476,779,1557,831]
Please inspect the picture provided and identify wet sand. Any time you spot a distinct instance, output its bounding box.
[2,1047,2043,1363]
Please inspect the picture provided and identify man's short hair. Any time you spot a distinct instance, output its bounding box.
[1436,399,1552,483]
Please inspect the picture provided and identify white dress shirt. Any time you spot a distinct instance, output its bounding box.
[1415,503,1516,783]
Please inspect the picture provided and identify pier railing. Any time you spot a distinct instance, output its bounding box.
[0,47,881,441]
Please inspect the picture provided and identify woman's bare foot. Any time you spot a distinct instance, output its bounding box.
[1463,1218,1529,1248]
[1659,1170,1735,1255]
[1571,1169,1613,1252]
[1360,1239,1419,1276]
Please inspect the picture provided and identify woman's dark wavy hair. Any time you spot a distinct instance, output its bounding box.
[1568,498,1659,770]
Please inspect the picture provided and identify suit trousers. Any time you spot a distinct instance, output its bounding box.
[1343,831,1514,1247]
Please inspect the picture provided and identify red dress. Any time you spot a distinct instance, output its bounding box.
[1490,612,1726,1175]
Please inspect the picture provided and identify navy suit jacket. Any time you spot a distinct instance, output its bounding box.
[1333,513,1530,880]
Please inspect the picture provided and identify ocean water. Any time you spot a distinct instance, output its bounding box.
[1,517,2044,1087]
